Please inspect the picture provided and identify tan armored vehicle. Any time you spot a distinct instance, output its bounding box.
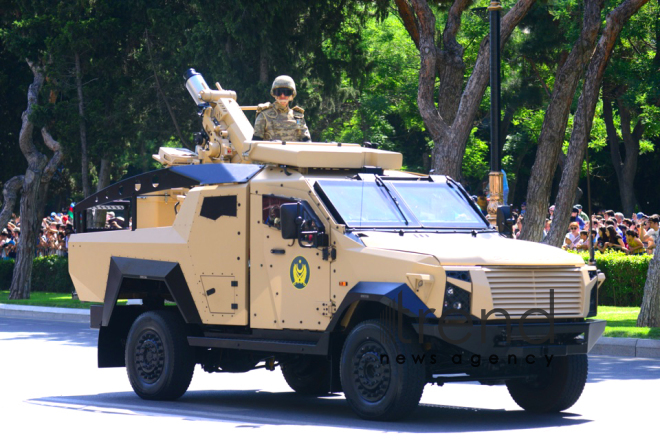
[69,69,606,420]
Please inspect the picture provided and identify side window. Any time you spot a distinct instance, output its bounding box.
[262,195,291,230]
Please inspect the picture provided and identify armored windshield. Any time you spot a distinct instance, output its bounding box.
[315,179,488,229]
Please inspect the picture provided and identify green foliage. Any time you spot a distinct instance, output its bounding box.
[574,251,652,307]
[1,0,659,216]
[319,15,429,171]
[462,128,489,183]
[32,255,74,292]
[1,0,381,205]
[0,256,73,293]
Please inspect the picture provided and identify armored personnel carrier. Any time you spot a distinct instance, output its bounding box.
[69,69,606,420]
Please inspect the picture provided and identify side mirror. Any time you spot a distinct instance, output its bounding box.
[497,205,515,238]
[280,203,300,240]
[281,202,328,248]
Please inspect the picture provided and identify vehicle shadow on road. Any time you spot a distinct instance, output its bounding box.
[30,390,589,433]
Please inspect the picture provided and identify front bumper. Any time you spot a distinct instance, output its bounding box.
[413,319,606,357]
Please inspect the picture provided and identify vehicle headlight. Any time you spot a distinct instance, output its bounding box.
[443,281,471,316]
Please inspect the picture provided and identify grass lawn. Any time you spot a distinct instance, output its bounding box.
[0,290,126,309]
[592,306,660,340]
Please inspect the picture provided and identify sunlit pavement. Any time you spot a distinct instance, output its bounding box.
[1,317,658,438]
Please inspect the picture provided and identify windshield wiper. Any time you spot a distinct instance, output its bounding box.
[375,175,409,226]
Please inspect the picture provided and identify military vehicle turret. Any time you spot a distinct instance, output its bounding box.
[69,69,606,420]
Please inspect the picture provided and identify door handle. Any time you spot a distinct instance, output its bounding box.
[270,249,285,255]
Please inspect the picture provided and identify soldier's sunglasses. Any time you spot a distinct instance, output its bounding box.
[273,88,293,97]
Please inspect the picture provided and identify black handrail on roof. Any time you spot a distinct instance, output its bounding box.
[73,163,263,232]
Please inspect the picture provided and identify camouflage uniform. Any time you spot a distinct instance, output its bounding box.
[253,102,311,142]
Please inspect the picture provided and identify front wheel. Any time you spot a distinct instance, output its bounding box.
[506,354,588,413]
[340,319,426,421]
[125,310,195,400]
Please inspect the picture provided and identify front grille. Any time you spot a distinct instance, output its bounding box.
[484,267,584,318]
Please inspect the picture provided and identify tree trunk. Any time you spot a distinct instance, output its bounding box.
[603,95,626,182]
[10,167,44,299]
[545,0,650,248]
[90,155,113,229]
[603,93,649,217]
[520,0,605,243]
[0,176,24,229]
[75,52,91,198]
[638,245,660,327]
[405,0,536,180]
[617,98,643,216]
[638,0,660,328]
[9,61,64,300]
[97,156,111,191]
[436,0,469,126]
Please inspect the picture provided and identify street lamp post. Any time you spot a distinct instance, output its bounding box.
[487,1,503,226]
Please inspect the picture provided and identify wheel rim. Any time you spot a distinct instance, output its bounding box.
[351,341,391,402]
[134,330,165,384]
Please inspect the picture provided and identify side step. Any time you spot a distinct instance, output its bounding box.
[188,334,330,355]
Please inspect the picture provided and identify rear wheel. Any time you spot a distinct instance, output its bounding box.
[281,355,331,395]
[506,354,588,413]
[340,319,426,420]
[126,310,195,400]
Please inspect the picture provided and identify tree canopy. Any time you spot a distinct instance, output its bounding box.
[1,0,658,217]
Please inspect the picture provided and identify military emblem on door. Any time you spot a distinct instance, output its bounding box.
[290,256,310,289]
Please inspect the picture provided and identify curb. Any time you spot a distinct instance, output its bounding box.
[590,336,660,359]
[0,304,90,324]
[1,305,659,359]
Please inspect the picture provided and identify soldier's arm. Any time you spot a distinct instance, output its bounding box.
[253,112,267,141]
[301,120,311,142]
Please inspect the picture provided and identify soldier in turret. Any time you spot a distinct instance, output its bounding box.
[253,75,311,142]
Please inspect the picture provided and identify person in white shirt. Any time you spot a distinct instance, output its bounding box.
[563,222,581,250]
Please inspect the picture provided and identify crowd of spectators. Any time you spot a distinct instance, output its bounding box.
[1,208,74,260]
[510,204,658,255]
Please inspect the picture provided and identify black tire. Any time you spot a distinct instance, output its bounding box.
[125,310,195,400]
[340,319,426,421]
[281,355,331,395]
[506,354,588,413]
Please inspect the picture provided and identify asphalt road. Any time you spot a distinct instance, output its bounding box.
[1,316,658,438]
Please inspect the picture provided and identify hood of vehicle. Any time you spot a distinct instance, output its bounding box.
[355,231,584,266]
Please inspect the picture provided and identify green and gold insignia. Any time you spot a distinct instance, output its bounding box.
[290,256,310,289]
